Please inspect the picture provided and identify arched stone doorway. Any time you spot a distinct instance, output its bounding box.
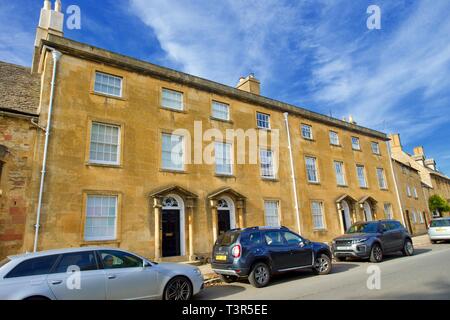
[336,194,357,233]
[149,185,198,261]
[208,187,246,242]
[358,196,378,222]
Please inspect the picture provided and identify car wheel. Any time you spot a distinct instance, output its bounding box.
[248,262,271,288]
[163,276,193,300]
[402,239,414,256]
[313,254,332,275]
[369,244,383,263]
[219,274,238,283]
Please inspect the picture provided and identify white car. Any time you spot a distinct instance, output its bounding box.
[428,218,450,243]
[0,247,204,300]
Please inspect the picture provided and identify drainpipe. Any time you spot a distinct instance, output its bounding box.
[33,48,62,252]
[386,141,406,227]
[283,112,302,234]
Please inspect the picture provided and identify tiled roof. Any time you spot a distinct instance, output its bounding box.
[0,61,40,116]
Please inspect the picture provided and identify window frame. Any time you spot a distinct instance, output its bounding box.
[356,165,368,188]
[305,156,319,183]
[384,203,393,220]
[376,167,388,189]
[211,100,230,121]
[351,137,361,150]
[329,131,340,146]
[311,201,326,230]
[215,141,233,176]
[259,148,275,179]
[161,88,184,111]
[84,194,118,242]
[89,122,121,166]
[264,200,280,227]
[161,133,185,171]
[301,124,313,140]
[371,142,381,155]
[256,112,271,129]
[334,160,347,186]
[93,71,123,98]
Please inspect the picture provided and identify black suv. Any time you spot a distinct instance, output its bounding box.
[211,226,332,288]
[332,220,414,263]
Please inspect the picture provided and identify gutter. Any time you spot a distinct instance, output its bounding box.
[33,47,62,253]
[283,112,302,234]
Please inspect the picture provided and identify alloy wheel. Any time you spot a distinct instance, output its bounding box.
[315,257,330,273]
[373,246,383,261]
[405,241,414,255]
[165,278,192,300]
[255,265,269,284]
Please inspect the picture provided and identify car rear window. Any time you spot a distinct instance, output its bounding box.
[240,232,262,246]
[5,255,59,278]
[431,219,450,227]
[216,231,240,246]
[0,258,11,269]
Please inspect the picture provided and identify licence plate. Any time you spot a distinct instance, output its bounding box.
[215,255,227,261]
[337,246,352,251]
[436,228,446,232]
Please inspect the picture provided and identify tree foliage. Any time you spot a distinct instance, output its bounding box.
[429,194,450,213]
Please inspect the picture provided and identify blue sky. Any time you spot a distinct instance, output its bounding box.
[1,0,449,174]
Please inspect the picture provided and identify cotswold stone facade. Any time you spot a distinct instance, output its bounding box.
[16,22,402,261]
[0,62,40,258]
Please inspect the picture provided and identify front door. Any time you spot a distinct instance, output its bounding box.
[162,209,181,257]
[405,210,413,234]
[218,210,231,236]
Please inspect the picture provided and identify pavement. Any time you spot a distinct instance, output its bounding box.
[199,234,433,282]
[195,241,450,300]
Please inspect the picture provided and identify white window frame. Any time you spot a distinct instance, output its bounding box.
[376,168,388,189]
[352,137,361,150]
[384,203,393,219]
[419,211,425,224]
[334,161,346,186]
[311,201,325,230]
[356,165,367,188]
[329,131,340,146]
[161,88,184,111]
[371,142,380,155]
[305,156,319,183]
[161,133,185,171]
[215,141,233,175]
[260,148,275,179]
[89,122,121,165]
[413,187,418,199]
[264,200,280,227]
[211,101,230,121]
[94,72,123,97]
[407,185,412,197]
[256,112,271,129]
[301,124,313,140]
[84,195,118,241]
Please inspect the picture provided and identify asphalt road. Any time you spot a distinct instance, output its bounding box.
[196,243,450,300]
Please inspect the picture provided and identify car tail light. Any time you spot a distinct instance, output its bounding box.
[231,244,241,258]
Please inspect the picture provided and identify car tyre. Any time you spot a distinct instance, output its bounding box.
[402,239,414,256]
[248,262,271,288]
[369,243,383,263]
[219,274,238,283]
[313,254,332,275]
[163,276,193,300]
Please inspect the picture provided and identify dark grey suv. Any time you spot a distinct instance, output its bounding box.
[332,220,414,263]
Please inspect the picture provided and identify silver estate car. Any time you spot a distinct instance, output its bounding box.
[428,218,450,243]
[0,247,204,300]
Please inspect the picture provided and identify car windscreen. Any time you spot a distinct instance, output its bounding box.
[347,222,379,234]
[0,258,11,269]
[216,231,240,246]
[430,219,450,227]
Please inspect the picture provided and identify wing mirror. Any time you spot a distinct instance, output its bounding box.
[143,261,152,268]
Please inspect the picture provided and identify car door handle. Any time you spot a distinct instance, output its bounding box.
[108,275,117,280]
[51,280,63,285]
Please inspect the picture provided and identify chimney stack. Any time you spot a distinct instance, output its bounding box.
[236,74,260,95]
[32,0,64,73]
[388,133,403,151]
[412,146,426,167]
[425,159,437,171]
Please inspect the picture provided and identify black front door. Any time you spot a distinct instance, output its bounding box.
[218,210,231,236]
[162,209,181,257]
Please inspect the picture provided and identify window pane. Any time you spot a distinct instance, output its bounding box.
[162,89,183,110]
[305,157,318,182]
[212,101,229,120]
[99,250,143,269]
[311,201,325,229]
[384,203,393,219]
[256,112,270,129]
[161,134,184,170]
[334,161,346,185]
[264,201,280,227]
[5,255,59,278]
[53,251,98,273]
[90,123,120,164]
[94,72,122,97]
[301,125,313,139]
[260,148,274,178]
[330,131,339,145]
[85,195,117,241]
[352,137,360,150]
[377,168,387,189]
[215,142,232,175]
[372,142,380,154]
[357,165,367,187]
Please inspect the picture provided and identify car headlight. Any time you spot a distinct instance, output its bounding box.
[193,268,202,276]
[353,238,368,244]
